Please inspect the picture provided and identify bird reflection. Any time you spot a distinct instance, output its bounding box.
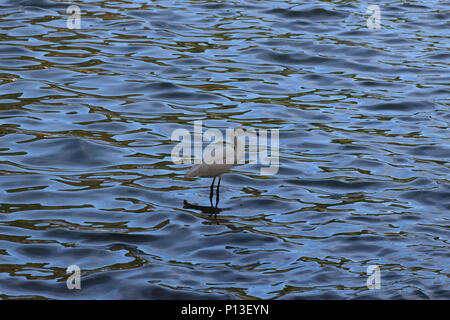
[183,200,239,228]
[183,200,222,216]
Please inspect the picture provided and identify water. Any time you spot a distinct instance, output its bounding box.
[0,0,449,299]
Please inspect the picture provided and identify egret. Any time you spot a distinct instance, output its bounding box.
[185,126,249,207]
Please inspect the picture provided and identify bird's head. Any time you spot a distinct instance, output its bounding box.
[233,125,247,134]
[233,125,258,137]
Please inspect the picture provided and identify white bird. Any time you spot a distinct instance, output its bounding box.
[185,126,248,207]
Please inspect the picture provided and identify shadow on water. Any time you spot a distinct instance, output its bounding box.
[183,200,223,216]
[182,200,245,231]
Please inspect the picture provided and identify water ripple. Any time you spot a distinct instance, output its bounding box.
[0,0,449,299]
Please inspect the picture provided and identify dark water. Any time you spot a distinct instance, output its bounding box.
[0,0,449,299]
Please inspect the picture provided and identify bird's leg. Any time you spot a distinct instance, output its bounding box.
[215,176,221,208]
[209,176,216,207]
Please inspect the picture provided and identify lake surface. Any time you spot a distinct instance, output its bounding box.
[0,0,449,299]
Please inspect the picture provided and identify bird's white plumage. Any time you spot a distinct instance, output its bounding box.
[185,162,234,178]
[185,126,246,178]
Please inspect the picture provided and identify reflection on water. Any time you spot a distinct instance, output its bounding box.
[0,0,449,299]
[184,200,223,216]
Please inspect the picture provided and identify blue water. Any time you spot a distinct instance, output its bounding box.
[0,0,449,299]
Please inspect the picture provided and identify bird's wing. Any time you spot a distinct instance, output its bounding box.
[185,163,202,177]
